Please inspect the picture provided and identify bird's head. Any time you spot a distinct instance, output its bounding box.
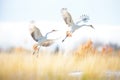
[51,30,58,32]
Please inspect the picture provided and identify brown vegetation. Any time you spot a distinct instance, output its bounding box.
[0,40,120,80]
[74,40,119,57]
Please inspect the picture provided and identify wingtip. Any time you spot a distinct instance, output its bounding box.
[61,8,67,10]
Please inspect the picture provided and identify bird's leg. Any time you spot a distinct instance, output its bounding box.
[54,44,59,54]
[32,48,36,55]
[36,49,39,57]
[33,51,35,55]
[62,31,72,42]
[66,31,72,37]
[32,44,38,55]
[62,36,67,42]
[36,46,41,57]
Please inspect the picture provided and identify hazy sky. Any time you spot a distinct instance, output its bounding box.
[1,0,120,25]
[0,0,120,51]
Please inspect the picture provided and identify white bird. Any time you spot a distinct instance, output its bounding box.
[29,22,58,55]
[61,8,94,42]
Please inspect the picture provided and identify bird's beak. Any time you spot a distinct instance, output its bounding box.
[52,30,58,32]
[90,25,95,29]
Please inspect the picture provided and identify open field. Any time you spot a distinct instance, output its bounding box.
[0,51,120,80]
[0,41,120,80]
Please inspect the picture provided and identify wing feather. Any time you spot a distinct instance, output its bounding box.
[41,39,54,47]
[61,8,74,27]
[30,26,43,42]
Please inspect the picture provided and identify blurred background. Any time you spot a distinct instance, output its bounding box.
[0,0,120,52]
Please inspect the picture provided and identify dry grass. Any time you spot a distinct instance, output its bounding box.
[0,40,120,80]
[0,53,77,80]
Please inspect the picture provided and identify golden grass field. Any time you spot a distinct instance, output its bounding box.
[0,40,120,80]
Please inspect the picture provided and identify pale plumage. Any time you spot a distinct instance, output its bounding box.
[30,25,43,42]
[61,8,94,42]
[61,8,74,27]
[29,22,57,55]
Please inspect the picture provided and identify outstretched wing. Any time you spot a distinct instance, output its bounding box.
[76,15,90,24]
[61,8,74,27]
[30,26,43,42]
[80,15,90,22]
[41,39,54,47]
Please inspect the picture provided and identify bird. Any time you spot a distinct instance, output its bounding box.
[61,8,94,42]
[29,21,58,56]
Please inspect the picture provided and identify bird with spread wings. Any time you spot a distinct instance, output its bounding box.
[61,8,94,42]
[29,21,58,56]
